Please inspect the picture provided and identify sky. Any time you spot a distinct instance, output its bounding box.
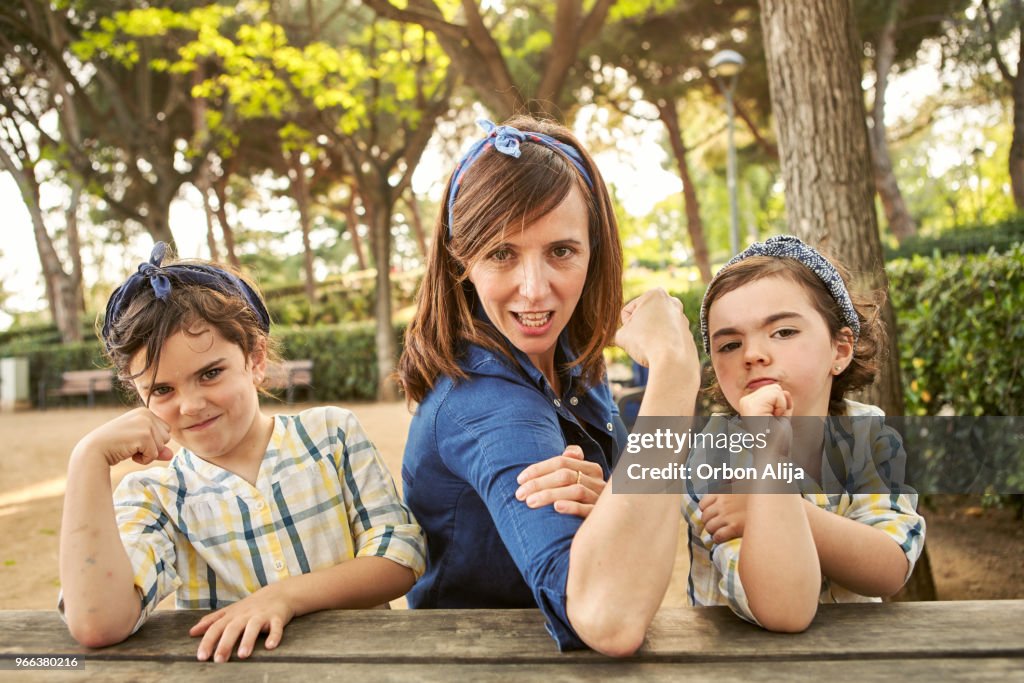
[0,53,983,331]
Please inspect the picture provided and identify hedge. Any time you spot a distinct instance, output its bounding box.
[886,245,1024,416]
[883,218,1024,260]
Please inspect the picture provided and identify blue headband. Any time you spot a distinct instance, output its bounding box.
[101,242,271,350]
[446,119,594,239]
[699,235,860,354]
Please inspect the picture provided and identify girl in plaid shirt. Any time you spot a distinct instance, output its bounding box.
[60,243,425,661]
[684,236,925,631]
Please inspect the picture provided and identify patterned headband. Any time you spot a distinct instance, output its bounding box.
[101,242,270,350]
[699,235,860,354]
[446,118,594,239]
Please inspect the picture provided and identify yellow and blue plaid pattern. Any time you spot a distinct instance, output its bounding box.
[109,406,424,629]
[683,401,926,624]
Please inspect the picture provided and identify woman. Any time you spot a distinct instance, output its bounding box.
[397,116,699,655]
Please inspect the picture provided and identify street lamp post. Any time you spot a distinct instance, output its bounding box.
[709,49,746,256]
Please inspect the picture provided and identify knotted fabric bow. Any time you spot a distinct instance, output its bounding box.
[101,242,270,349]
[446,119,594,238]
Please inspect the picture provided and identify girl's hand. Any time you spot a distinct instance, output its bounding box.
[738,383,793,418]
[515,445,606,518]
[614,289,699,373]
[699,493,749,544]
[190,584,296,662]
[73,407,173,467]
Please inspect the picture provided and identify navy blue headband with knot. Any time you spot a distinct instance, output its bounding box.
[699,235,860,354]
[101,242,270,350]
[446,119,594,239]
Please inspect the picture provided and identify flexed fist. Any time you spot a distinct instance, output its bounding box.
[73,407,174,467]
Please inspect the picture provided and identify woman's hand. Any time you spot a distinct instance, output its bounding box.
[515,445,606,518]
[190,584,296,662]
[73,407,174,468]
[614,289,698,374]
[699,493,749,544]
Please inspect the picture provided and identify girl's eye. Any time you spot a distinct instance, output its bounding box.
[151,386,172,397]
[774,328,799,339]
[717,341,740,353]
[202,368,223,381]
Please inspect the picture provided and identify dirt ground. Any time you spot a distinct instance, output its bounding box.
[1,404,1021,612]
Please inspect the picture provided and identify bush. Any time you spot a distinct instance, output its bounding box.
[886,245,1024,416]
[884,217,1024,260]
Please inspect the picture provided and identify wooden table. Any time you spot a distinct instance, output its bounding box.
[2,601,1022,681]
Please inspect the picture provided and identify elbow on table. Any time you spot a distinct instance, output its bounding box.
[750,600,818,634]
[67,614,133,649]
[570,607,647,657]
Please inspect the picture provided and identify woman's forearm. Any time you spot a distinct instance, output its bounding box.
[565,354,697,656]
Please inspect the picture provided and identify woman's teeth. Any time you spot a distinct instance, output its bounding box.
[513,312,552,327]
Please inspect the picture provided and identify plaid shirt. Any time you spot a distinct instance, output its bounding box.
[93,406,424,630]
[683,401,926,624]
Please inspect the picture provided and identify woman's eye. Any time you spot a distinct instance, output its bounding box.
[552,246,575,258]
[490,248,512,262]
[202,368,223,381]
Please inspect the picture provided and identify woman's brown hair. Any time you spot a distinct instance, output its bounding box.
[702,255,886,416]
[397,115,623,404]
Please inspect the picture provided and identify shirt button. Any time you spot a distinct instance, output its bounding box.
[606,422,614,431]
[553,399,561,408]
[274,560,284,571]
[570,397,579,406]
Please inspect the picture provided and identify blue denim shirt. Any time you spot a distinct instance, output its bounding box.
[402,333,626,650]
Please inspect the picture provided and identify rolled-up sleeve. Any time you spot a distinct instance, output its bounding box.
[330,408,427,579]
[439,378,587,650]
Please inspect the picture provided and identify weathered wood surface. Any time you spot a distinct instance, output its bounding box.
[2,601,1021,667]
[6,657,1024,683]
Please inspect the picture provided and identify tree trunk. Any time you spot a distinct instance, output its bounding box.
[869,0,917,242]
[212,176,241,269]
[656,99,713,283]
[1011,24,1024,209]
[760,0,932,600]
[364,193,399,402]
[289,152,318,305]
[66,182,85,314]
[345,190,368,271]
[404,189,429,260]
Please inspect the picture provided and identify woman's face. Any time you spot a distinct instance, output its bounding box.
[468,185,590,380]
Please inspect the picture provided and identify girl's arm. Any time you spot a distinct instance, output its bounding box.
[60,408,173,647]
[189,556,415,662]
[565,289,701,656]
[733,385,820,632]
[802,498,914,597]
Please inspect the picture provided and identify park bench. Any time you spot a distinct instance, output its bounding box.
[39,369,116,409]
[265,359,314,404]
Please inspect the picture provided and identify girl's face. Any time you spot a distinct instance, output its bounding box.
[467,185,590,382]
[706,274,853,417]
[130,325,268,471]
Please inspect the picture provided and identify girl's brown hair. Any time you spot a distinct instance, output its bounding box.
[102,260,281,401]
[397,115,623,404]
[702,255,886,416]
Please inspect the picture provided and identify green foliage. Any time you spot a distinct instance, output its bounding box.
[273,322,406,402]
[887,245,1024,416]
[883,216,1024,260]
